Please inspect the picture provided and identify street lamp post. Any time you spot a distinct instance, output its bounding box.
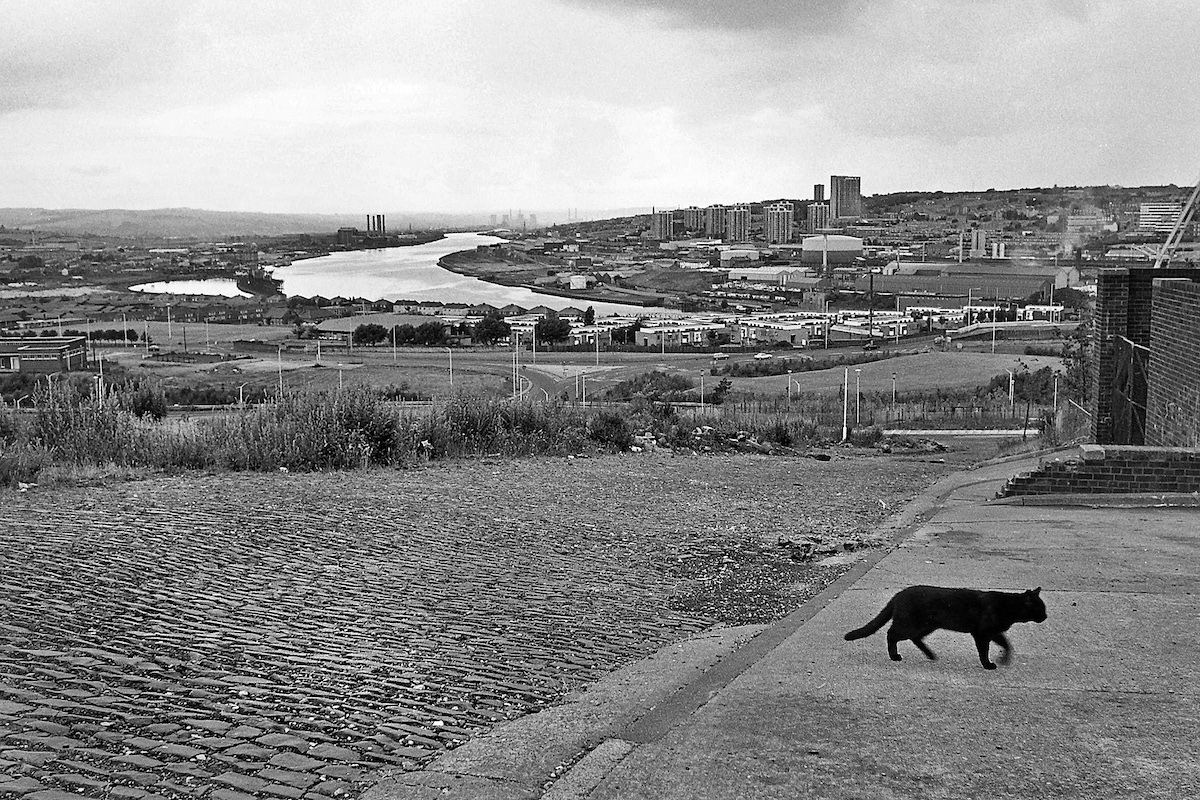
[892,372,897,409]
[787,369,793,403]
[700,370,705,413]
[1053,373,1059,411]
[445,346,454,390]
[855,368,862,424]
[238,383,247,407]
[991,296,1000,354]
[277,345,283,395]
[966,287,982,325]
[841,367,849,442]
[1006,368,1015,412]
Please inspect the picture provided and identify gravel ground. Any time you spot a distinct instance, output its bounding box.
[0,450,954,799]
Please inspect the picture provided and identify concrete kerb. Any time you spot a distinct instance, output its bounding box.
[366,451,1050,800]
[993,491,1200,507]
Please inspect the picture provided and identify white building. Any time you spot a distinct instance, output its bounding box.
[1138,203,1182,233]
[637,320,728,348]
[807,202,830,233]
[764,201,794,244]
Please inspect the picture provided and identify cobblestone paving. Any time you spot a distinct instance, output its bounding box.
[0,452,950,799]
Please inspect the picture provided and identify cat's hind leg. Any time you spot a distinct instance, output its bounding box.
[886,628,902,661]
[912,637,937,661]
[992,633,1012,664]
[973,633,997,670]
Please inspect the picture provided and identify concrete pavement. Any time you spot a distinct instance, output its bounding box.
[367,451,1200,799]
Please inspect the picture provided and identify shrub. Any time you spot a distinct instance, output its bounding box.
[848,426,884,447]
[587,409,634,449]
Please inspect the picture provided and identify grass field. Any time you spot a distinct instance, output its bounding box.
[92,321,1065,405]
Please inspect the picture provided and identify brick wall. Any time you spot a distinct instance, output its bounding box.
[1091,269,1129,444]
[1146,279,1200,447]
[999,445,1200,496]
[1091,267,1200,444]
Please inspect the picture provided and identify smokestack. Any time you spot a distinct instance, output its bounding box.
[381,214,386,234]
[366,214,372,233]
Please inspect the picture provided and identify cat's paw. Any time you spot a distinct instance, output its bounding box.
[889,653,902,661]
[983,662,997,670]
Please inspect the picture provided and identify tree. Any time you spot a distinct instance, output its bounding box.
[1052,287,1091,312]
[414,321,446,346]
[392,324,416,345]
[583,306,595,325]
[352,323,389,346]
[17,255,44,271]
[472,313,511,346]
[535,314,572,344]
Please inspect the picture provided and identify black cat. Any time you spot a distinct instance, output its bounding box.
[844,586,1046,670]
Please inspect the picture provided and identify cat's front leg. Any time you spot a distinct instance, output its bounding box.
[993,633,1012,664]
[973,633,997,669]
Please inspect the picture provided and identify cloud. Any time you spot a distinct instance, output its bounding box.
[560,0,875,34]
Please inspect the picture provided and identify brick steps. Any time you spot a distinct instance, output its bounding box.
[998,445,1200,496]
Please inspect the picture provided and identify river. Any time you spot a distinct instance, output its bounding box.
[270,232,654,316]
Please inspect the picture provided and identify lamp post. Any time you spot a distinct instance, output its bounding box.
[1006,368,1015,411]
[966,287,982,325]
[238,383,247,407]
[1053,373,1059,411]
[892,371,897,409]
[445,346,454,390]
[854,368,862,424]
[277,344,283,395]
[787,369,793,403]
[991,297,998,354]
[841,367,849,442]
[700,369,705,413]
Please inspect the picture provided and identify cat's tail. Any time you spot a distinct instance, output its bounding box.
[843,600,894,640]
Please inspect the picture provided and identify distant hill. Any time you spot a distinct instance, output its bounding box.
[0,207,652,240]
[0,207,497,240]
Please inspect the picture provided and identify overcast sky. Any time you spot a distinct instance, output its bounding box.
[1,0,1195,214]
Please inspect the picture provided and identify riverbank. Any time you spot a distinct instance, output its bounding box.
[438,249,671,308]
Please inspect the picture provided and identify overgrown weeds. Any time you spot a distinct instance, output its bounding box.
[0,381,846,488]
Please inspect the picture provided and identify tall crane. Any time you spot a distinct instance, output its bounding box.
[1152,175,1200,268]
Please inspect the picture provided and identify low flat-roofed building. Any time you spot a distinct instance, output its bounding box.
[0,336,89,373]
[636,320,728,348]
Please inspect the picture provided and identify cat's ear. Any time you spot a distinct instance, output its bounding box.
[1032,587,1041,596]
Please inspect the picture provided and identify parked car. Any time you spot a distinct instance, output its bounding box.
[754,352,773,360]
[711,352,729,361]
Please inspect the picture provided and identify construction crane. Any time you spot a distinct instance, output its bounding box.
[1152,175,1200,268]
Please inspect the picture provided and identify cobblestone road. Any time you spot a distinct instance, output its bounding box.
[0,452,950,799]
